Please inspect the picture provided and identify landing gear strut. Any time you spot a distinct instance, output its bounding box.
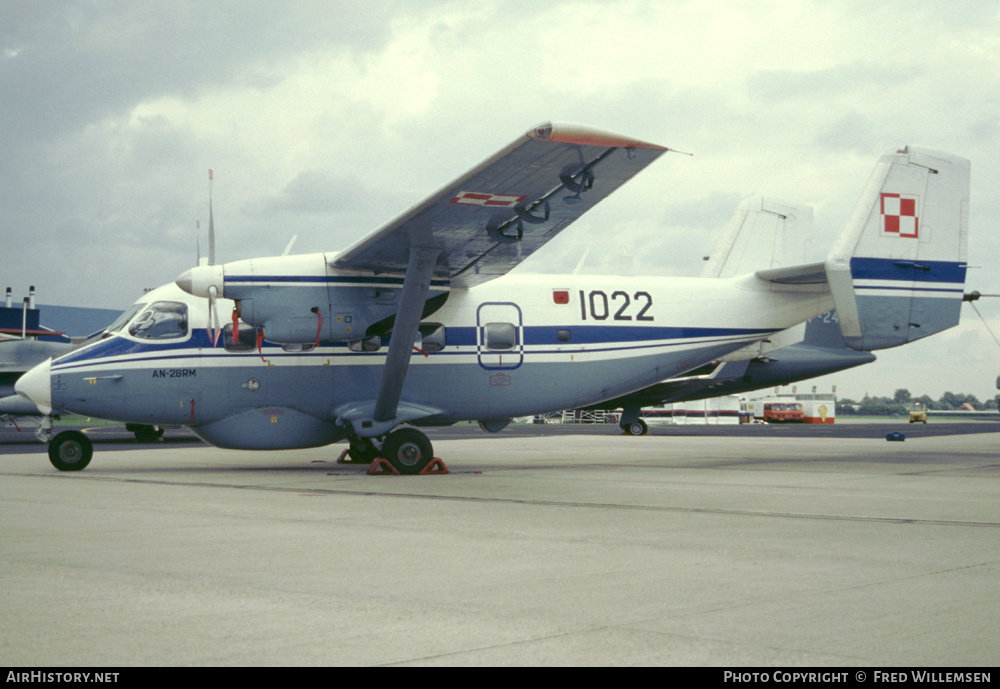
[618,405,648,436]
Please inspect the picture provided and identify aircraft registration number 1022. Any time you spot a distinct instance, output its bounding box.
[578,290,653,322]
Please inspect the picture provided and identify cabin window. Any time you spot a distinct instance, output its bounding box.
[128,302,188,340]
[281,343,315,352]
[484,322,517,350]
[418,323,446,353]
[222,323,259,352]
[557,329,571,342]
[348,335,382,352]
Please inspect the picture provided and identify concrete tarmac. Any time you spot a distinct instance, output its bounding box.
[2,426,998,666]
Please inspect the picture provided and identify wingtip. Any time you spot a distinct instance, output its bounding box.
[528,121,668,150]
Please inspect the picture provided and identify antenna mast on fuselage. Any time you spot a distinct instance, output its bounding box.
[208,168,215,267]
[196,169,216,267]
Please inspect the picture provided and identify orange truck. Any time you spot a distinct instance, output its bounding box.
[744,399,805,423]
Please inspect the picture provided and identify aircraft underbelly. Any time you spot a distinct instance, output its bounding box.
[384,338,759,420]
[190,406,343,450]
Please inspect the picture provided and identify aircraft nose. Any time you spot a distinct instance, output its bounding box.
[15,357,52,415]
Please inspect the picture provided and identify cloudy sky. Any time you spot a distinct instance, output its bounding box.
[3,0,999,402]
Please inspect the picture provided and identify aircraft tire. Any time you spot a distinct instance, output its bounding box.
[622,419,647,436]
[133,425,163,442]
[381,428,434,475]
[48,431,93,472]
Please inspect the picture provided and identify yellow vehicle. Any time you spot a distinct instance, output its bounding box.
[908,402,927,424]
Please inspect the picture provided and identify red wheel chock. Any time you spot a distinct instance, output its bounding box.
[337,448,374,464]
[420,457,450,475]
[366,458,400,475]
[365,457,450,476]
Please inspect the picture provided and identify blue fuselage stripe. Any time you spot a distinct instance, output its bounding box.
[850,257,967,283]
[51,324,776,372]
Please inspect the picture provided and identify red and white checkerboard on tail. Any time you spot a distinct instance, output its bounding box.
[880,192,919,238]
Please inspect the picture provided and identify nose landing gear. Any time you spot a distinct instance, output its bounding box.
[48,430,93,471]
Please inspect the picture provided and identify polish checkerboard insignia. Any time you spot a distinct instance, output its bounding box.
[880,192,919,238]
[451,191,526,208]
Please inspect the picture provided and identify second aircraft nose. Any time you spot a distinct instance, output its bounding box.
[14,357,52,414]
[175,264,224,298]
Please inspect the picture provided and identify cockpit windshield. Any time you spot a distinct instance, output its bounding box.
[101,303,147,338]
[128,301,189,340]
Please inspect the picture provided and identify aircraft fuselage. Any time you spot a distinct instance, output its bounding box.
[38,264,833,450]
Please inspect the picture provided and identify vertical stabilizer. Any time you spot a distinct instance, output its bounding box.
[702,197,813,278]
[826,147,970,350]
[801,310,846,348]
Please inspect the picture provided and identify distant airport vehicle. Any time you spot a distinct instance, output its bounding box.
[908,402,928,423]
[14,124,971,473]
[750,399,805,423]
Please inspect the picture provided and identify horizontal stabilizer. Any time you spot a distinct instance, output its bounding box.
[825,146,970,350]
[755,261,828,285]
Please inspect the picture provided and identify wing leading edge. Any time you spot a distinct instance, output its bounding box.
[333,122,669,287]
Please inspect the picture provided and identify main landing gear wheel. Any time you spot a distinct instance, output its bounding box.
[48,430,93,472]
[129,425,164,443]
[338,437,381,464]
[380,428,434,475]
[622,419,648,436]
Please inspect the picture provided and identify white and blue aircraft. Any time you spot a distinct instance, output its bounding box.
[15,123,971,473]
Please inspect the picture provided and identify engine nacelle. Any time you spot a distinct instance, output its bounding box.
[177,253,449,344]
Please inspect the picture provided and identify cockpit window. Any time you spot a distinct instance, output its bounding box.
[128,302,189,340]
[102,303,146,338]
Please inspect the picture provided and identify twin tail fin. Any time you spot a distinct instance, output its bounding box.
[825,146,970,350]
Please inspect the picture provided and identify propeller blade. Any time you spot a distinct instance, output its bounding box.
[207,285,221,346]
[231,305,239,347]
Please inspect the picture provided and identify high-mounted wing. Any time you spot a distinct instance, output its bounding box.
[333,122,669,287]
